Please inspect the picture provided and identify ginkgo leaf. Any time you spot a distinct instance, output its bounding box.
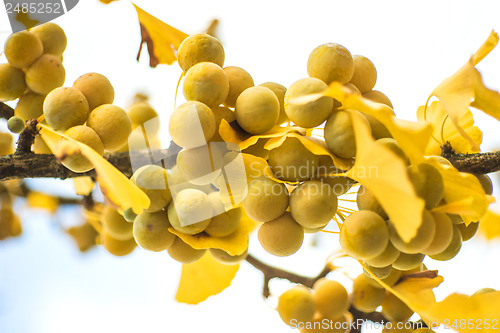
[133,3,188,67]
[346,112,425,242]
[175,252,240,305]
[417,101,483,155]
[479,205,500,240]
[38,124,150,214]
[429,31,499,151]
[73,177,95,196]
[169,212,258,256]
[26,191,58,213]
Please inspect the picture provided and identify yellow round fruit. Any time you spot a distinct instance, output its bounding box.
[325,110,369,159]
[312,278,349,319]
[365,242,400,268]
[392,252,425,271]
[167,189,213,235]
[167,236,206,263]
[307,43,354,84]
[4,31,43,68]
[423,212,453,255]
[101,232,137,256]
[259,82,288,125]
[43,87,89,131]
[388,210,436,254]
[0,64,26,101]
[133,210,176,252]
[258,212,304,257]
[127,101,158,130]
[169,101,216,148]
[62,125,104,172]
[204,192,241,237]
[223,66,254,107]
[101,207,134,241]
[183,62,229,107]
[177,33,225,72]
[363,90,393,108]
[284,78,333,128]
[210,106,236,142]
[73,73,115,111]
[349,55,377,93]
[25,54,65,95]
[242,177,289,222]
[381,292,414,322]
[130,164,172,212]
[209,248,248,264]
[356,185,388,219]
[235,86,279,134]
[277,285,316,326]
[14,91,45,121]
[176,144,224,185]
[87,104,132,151]
[268,137,319,182]
[351,274,386,312]
[30,22,67,56]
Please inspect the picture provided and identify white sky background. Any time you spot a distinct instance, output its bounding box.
[0,1,500,332]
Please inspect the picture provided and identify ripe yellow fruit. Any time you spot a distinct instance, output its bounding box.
[277,285,316,326]
[423,212,453,255]
[30,22,67,56]
[183,62,229,107]
[169,101,216,148]
[312,278,349,319]
[130,165,172,212]
[62,126,104,173]
[176,144,224,185]
[73,73,115,111]
[0,64,26,101]
[258,212,304,257]
[356,185,388,219]
[235,86,279,134]
[325,110,369,159]
[268,137,319,182]
[101,233,137,256]
[307,43,354,84]
[365,242,400,268]
[349,55,377,93]
[259,82,288,125]
[177,33,225,72]
[242,177,289,223]
[205,192,241,237]
[14,91,45,121]
[223,66,254,107]
[210,248,248,264]
[284,78,333,128]
[362,90,393,108]
[392,252,425,271]
[87,104,132,151]
[43,87,89,131]
[167,236,206,263]
[133,210,176,252]
[25,54,65,95]
[408,163,444,209]
[167,189,213,235]
[351,274,386,312]
[388,210,436,254]
[429,223,462,261]
[101,206,134,241]
[210,106,236,142]
[4,31,43,68]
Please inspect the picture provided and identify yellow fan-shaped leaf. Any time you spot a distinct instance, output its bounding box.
[169,212,258,256]
[479,205,500,240]
[38,124,150,214]
[175,252,240,304]
[73,177,95,196]
[346,112,425,242]
[26,191,59,213]
[133,3,188,67]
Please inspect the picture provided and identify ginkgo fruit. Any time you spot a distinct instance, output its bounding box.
[43,87,89,131]
[87,104,132,151]
[177,33,225,72]
[73,73,115,111]
[312,278,349,319]
[423,212,453,255]
[363,264,393,279]
[365,266,402,289]
[365,241,401,268]
[176,144,224,185]
[476,174,493,195]
[407,163,444,209]
[430,224,462,259]
[242,177,289,222]
[388,210,436,254]
[362,90,393,108]
[351,274,386,312]
[356,185,388,220]
[169,101,216,148]
[133,210,175,252]
[205,192,241,237]
[209,106,236,142]
[284,78,333,128]
[258,212,304,257]
[258,82,288,125]
[235,86,279,134]
[62,125,104,172]
[289,180,338,229]
[0,64,26,101]
[457,221,479,241]
[307,43,354,84]
[127,101,159,134]
[4,31,43,68]
[14,91,45,121]
[325,110,369,159]
[167,236,206,264]
[209,248,248,264]
[339,210,389,260]
[392,252,425,271]
[183,62,229,107]
[277,285,315,326]
[101,233,137,256]
[268,137,319,182]
[381,292,414,323]
[130,164,172,212]
[30,22,67,56]
[25,54,65,95]
[7,116,24,134]
[223,66,254,108]
[167,189,213,235]
[101,206,134,241]
[349,55,377,93]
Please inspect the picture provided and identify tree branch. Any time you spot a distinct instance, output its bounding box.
[441,142,500,174]
[0,102,14,120]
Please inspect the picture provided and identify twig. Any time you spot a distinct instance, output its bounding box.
[441,142,500,174]
[0,102,14,120]
[15,119,38,155]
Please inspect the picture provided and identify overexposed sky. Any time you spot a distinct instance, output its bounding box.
[1,1,500,333]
